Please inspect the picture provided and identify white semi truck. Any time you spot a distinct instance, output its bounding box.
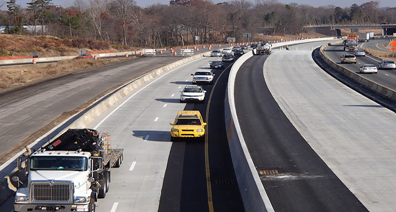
[13,129,123,212]
[344,39,358,51]
[254,42,272,55]
[358,32,370,42]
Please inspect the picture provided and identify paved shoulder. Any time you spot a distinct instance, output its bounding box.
[266,50,396,211]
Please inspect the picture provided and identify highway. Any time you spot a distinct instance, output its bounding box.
[0,53,246,211]
[0,56,184,163]
[360,37,394,52]
[235,41,396,211]
[62,55,245,211]
[324,40,396,92]
[2,38,396,211]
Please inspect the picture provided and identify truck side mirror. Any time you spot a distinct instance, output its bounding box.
[17,157,26,172]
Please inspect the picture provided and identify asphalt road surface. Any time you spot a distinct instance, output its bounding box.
[235,42,396,211]
[0,54,245,212]
[360,37,394,52]
[324,42,396,92]
[0,55,198,163]
[85,55,244,212]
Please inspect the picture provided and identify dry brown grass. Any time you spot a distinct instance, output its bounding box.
[363,48,396,62]
[0,34,142,92]
[0,57,133,91]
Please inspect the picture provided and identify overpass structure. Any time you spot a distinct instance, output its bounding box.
[304,24,396,37]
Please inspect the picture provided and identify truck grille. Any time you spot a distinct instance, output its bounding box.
[32,182,73,202]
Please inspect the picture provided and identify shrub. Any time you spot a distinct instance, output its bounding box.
[0,49,7,56]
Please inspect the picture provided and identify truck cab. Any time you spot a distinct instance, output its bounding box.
[14,150,97,212]
[13,129,123,212]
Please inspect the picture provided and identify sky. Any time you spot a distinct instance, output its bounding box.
[1,0,394,10]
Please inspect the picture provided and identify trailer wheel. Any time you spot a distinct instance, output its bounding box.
[98,179,107,198]
[105,173,110,192]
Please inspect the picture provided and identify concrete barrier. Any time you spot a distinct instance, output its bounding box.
[225,37,336,212]
[0,51,143,65]
[0,51,211,206]
[318,45,396,104]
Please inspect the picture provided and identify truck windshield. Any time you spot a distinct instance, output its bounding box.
[30,156,88,171]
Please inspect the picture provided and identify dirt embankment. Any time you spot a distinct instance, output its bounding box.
[0,34,138,92]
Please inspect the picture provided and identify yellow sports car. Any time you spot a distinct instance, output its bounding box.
[170,111,206,140]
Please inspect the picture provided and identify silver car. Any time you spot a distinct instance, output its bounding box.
[180,85,206,102]
[340,54,357,64]
[222,54,234,62]
[378,60,396,70]
[359,64,377,74]
[210,50,222,57]
[354,49,366,57]
[222,48,232,54]
[191,69,215,84]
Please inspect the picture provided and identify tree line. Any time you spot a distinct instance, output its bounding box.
[0,0,395,48]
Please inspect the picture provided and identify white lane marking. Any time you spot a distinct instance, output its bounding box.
[163,104,167,108]
[129,161,137,171]
[178,86,181,88]
[154,117,159,122]
[365,54,381,63]
[171,94,175,97]
[110,202,118,212]
[385,74,389,76]
[93,56,205,129]
[144,135,149,141]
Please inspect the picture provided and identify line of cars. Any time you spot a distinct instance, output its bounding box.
[171,52,223,141]
[171,45,250,141]
[340,49,396,74]
[211,46,247,62]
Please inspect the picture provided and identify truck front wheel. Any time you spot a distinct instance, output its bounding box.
[98,177,107,198]
[89,200,96,212]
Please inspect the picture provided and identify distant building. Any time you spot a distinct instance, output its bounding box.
[170,0,192,6]
[0,25,47,34]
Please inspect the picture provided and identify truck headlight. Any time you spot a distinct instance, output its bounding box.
[171,129,179,132]
[75,196,90,203]
[15,196,28,202]
[196,129,203,132]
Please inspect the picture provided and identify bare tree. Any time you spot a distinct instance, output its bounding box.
[86,0,109,40]
[110,0,135,46]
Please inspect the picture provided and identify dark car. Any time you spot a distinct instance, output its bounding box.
[240,45,248,50]
[76,53,93,59]
[210,61,224,69]
[234,49,244,56]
